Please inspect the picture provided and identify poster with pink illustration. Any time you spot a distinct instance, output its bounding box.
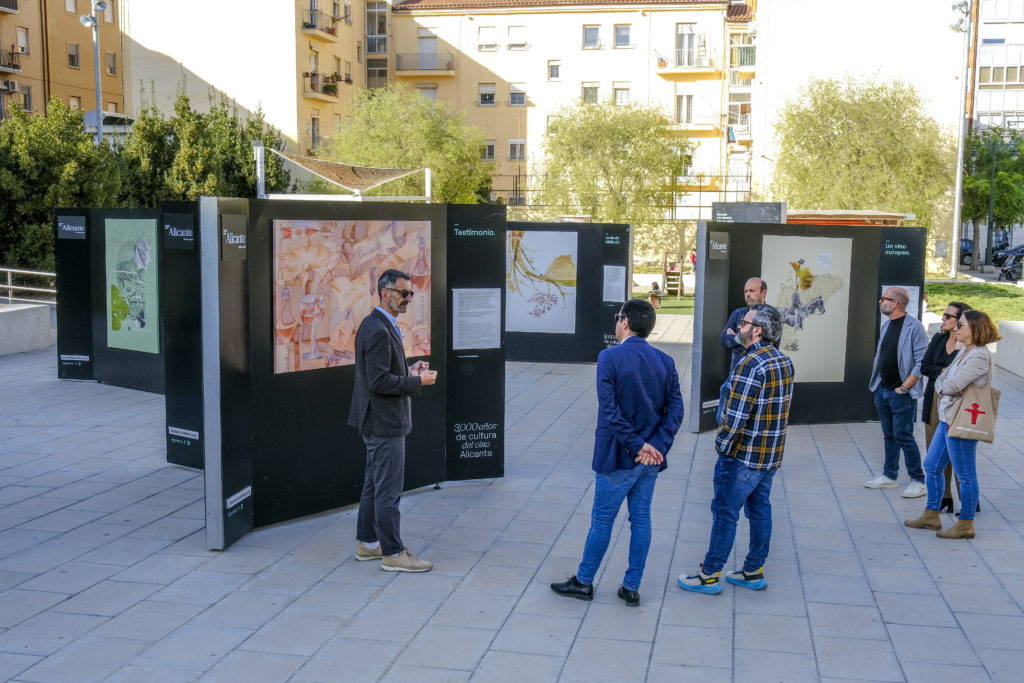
[272,219,431,374]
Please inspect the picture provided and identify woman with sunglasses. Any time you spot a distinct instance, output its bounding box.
[905,310,1000,539]
[920,301,971,513]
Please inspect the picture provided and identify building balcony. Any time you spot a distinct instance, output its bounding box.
[656,48,720,79]
[0,49,21,74]
[395,53,454,76]
[0,0,18,13]
[730,45,755,76]
[303,134,332,156]
[676,168,723,190]
[302,9,339,42]
[728,114,752,142]
[670,116,721,135]
[303,72,340,101]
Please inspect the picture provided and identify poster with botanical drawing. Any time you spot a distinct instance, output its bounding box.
[272,219,431,374]
[105,218,160,354]
[506,230,578,334]
[761,235,852,382]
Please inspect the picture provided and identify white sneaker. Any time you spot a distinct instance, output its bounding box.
[902,481,927,498]
[864,474,899,489]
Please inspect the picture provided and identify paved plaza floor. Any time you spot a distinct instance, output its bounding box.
[2,314,1024,682]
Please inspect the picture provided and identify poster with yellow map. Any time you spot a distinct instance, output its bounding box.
[505,230,578,334]
[272,219,431,374]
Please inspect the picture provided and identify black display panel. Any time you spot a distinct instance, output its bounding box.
[505,222,630,363]
[445,205,506,481]
[691,222,925,430]
[245,200,449,528]
[160,204,204,469]
[55,211,94,380]
[89,208,165,394]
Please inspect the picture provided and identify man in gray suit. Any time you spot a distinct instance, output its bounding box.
[348,269,437,572]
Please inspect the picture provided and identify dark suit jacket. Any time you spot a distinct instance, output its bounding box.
[347,309,423,437]
[592,336,684,473]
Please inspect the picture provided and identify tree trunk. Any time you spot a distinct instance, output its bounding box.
[972,218,981,270]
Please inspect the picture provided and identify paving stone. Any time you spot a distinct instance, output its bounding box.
[471,650,564,681]
[0,589,67,628]
[735,613,813,654]
[489,613,579,657]
[131,624,253,673]
[293,636,401,683]
[196,650,306,683]
[239,612,342,657]
[393,624,495,670]
[733,648,819,683]
[651,625,731,668]
[19,635,146,682]
[807,602,888,640]
[380,664,471,682]
[560,637,651,681]
[0,610,107,656]
[813,635,903,681]
[51,580,162,617]
[339,602,435,642]
[90,600,205,642]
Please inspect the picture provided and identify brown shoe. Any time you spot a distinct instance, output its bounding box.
[354,542,383,561]
[381,549,432,573]
[937,518,975,539]
[904,509,942,530]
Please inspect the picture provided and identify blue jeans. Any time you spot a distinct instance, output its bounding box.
[873,387,924,482]
[702,455,776,575]
[923,421,979,520]
[577,464,659,591]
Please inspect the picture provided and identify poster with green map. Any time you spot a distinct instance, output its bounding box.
[105,218,160,354]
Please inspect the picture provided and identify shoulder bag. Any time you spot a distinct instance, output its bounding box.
[947,352,1000,443]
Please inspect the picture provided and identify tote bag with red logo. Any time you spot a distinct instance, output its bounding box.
[947,360,1000,443]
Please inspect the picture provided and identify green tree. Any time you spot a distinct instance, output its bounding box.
[961,128,1024,267]
[771,77,954,230]
[203,96,290,197]
[0,99,120,269]
[116,91,177,207]
[533,98,692,256]
[324,83,493,202]
[164,92,219,200]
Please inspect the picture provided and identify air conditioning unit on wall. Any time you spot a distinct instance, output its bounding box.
[0,80,19,92]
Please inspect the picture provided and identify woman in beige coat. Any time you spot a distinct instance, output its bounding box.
[905,310,1000,539]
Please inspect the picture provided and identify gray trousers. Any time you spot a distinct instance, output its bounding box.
[356,434,406,556]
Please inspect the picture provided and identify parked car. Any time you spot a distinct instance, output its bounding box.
[959,237,1010,266]
[993,244,1024,267]
[999,253,1022,282]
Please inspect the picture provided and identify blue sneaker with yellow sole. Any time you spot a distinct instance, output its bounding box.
[725,566,767,591]
[677,565,722,595]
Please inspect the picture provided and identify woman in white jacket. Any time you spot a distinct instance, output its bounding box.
[904,309,1000,539]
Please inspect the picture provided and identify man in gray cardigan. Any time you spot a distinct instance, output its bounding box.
[865,286,928,498]
[348,269,437,572]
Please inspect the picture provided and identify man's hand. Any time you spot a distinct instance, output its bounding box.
[409,360,429,376]
[634,442,664,466]
[419,370,437,386]
[726,328,736,336]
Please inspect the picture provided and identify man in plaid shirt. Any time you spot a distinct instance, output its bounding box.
[678,304,794,594]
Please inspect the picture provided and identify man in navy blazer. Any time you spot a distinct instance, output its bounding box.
[552,299,684,605]
[348,269,437,573]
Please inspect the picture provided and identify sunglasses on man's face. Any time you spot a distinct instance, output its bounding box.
[942,313,958,320]
[387,288,415,299]
[614,313,627,322]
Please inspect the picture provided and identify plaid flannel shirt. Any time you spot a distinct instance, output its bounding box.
[716,341,794,470]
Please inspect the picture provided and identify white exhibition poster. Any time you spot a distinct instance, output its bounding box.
[603,265,626,303]
[452,288,502,350]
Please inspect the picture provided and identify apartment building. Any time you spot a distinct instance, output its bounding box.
[974,0,1024,129]
[0,0,123,122]
[387,0,757,213]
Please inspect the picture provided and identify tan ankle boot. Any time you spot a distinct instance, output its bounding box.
[936,518,975,539]
[904,509,942,530]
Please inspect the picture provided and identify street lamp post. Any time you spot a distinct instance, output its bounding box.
[79,1,107,147]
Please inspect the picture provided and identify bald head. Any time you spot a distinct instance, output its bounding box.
[744,278,767,307]
[880,286,908,320]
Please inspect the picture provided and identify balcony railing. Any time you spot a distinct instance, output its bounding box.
[303,72,340,99]
[302,9,338,37]
[303,134,332,155]
[0,0,18,12]
[674,48,714,68]
[395,53,454,71]
[0,49,22,73]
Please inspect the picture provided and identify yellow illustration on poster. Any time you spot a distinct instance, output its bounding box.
[105,218,160,354]
[273,219,431,374]
[761,235,852,382]
[506,230,578,334]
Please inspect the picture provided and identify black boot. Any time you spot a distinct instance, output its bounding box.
[551,575,594,601]
[940,498,954,513]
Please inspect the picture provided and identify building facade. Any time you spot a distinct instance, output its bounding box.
[975,0,1024,130]
[0,0,123,122]
[389,0,756,215]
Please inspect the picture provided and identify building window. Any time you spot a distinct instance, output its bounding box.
[107,101,117,113]
[548,60,560,80]
[676,94,693,124]
[508,26,527,50]
[509,138,525,161]
[70,95,82,110]
[345,59,352,79]
[481,140,495,160]
[104,2,114,23]
[614,25,631,48]
[65,0,76,12]
[478,26,497,51]
[418,86,437,103]
[105,51,116,76]
[509,83,526,106]
[479,83,495,106]
[613,83,630,105]
[344,2,352,23]
[15,27,29,54]
[67,43,80,69]
[507,191,525,206]
[583,25,600,49]
[357,42,362,63]
[367,58,387,88]
[333,0,341,19]
[366,2,386,54]
[21,85,31,112]
[581,82,599,104]
[728,92,751,125]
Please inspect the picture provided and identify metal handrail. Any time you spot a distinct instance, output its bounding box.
[2,267,56,305]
